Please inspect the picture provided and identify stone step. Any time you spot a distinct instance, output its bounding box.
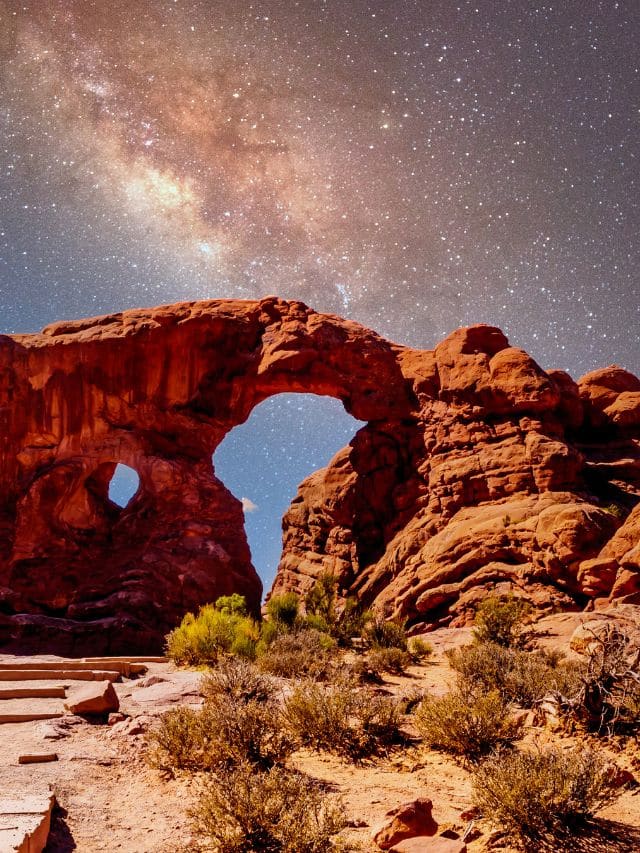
[0,711,63,724]
[0,669,120,683]
[0,658,149,677]
[0,791,55,853]
[0,686,66,700]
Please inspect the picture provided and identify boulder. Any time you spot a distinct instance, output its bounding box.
[64,681,119,715]
[374,798,438,849]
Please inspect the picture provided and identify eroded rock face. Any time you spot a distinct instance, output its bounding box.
[272,326,640,630]
[0,298,638,652]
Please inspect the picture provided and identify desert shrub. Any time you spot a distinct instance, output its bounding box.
[165,596,259,665]
[367,646,412,675]
[473,594,531,648]
[305,573,339,629]
[408,637,434,661]
[447,642,582,707]
[193,762,349,853]
[148,663,292,773]
[414,688,518,762]
[563,625,640,734]
[201,656,275,704]
[258,628,337,680]
[284,680,403,760]
[365,618,408,651]
[147,705,214,773]
[215,593,248,616]
[473,746,617,847]
[266,592,300,630]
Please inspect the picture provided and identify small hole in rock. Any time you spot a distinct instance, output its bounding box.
[108,463,140,508]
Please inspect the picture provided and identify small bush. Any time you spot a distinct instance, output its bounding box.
[365,618,408,651]
[201,656,274,704]
[447,642,582,707]
[165,597,259,665]
[368,646,412,675]
[148,661,292,773]
[305,573,339,629]
[193,762,349,852]
[408,637,434,661]
[473,594,531,647]
[266,592,300,630]
[258,628,337,680]
[147,705,214,773]
[473,746,617,846]
[414,689,518,762]
[284,680,403,760]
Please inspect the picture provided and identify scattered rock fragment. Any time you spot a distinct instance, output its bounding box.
[18,753,58,765]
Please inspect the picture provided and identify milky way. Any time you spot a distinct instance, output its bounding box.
[1,1,638,586]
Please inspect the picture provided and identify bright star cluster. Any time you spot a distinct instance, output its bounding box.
[1,1,638,585]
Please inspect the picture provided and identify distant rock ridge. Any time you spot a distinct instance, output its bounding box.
[0,298,638,652]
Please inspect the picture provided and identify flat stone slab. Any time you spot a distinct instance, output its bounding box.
[18,754,59,765]
[0,699,64,724]
[0,791,55,852]
[0,669,120,682]
[0,687,66,700]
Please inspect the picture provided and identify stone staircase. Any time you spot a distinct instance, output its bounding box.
[0,655,166,852]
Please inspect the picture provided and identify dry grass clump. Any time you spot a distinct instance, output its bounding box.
[447,642,582,707]
[414,688,519,762]
[257,628,338,680]
[148,659,292,773]
[193,762,350,853]
[473,746,616,848]
[284,680,404,760]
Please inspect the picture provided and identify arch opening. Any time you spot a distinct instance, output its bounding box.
[108,463,141,508]
[214,393,363,593]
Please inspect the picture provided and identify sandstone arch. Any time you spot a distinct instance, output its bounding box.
[0,297,639,654]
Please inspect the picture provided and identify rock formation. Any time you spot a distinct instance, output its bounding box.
[0,297,638,652]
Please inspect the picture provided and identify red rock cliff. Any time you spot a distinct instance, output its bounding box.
[0,298,638,652]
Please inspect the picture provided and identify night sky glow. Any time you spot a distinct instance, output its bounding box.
[1,1,638,586]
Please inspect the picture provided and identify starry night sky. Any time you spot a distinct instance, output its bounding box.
[2,1,638,588]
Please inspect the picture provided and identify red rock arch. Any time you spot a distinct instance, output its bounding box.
[0,297,638,654]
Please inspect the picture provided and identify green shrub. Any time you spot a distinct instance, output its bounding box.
[305,573,338,629]
[165,597,259,665]
[408,637,434,661]
[473,746,617,846]
[192,763,349,853]
[414,689,518,762]
[365,618,408,651]
[284,680,403,760]
[447,642,582,707]
[266,592,300,630]
[473,594,531,647]
[215,593,249,616]
[258,628,337,680]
